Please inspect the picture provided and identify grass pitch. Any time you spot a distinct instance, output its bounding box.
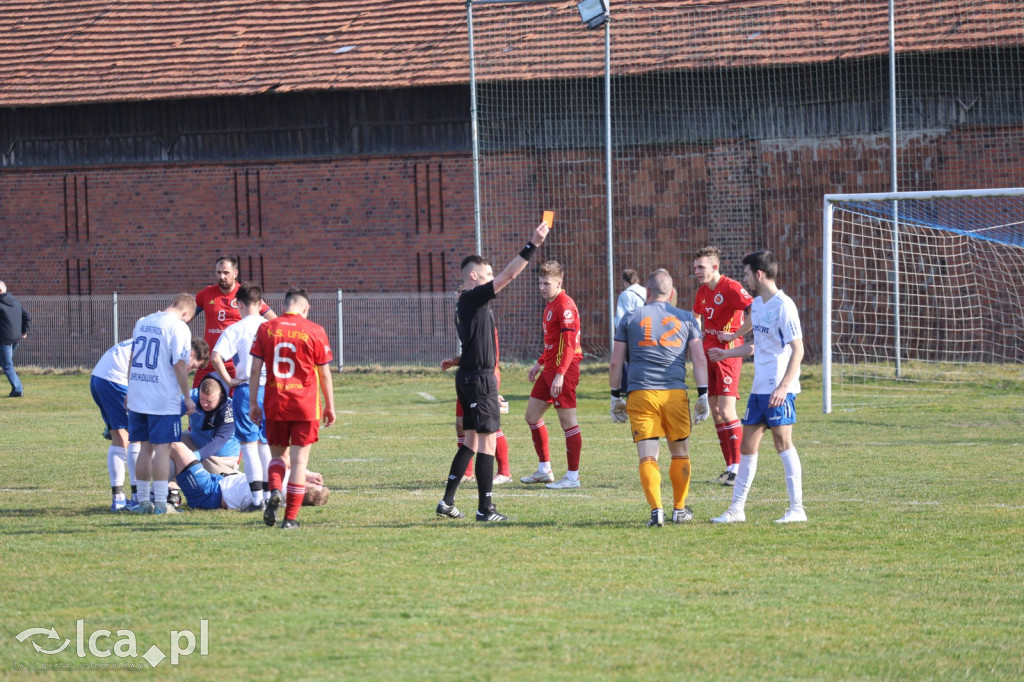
[2,366,1023,680]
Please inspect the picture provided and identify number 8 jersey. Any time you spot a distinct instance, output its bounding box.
[614,301,702,392]
[250,312,333,421]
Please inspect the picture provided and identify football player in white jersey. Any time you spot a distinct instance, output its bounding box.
[708,250,806,524]
[92,337,208,511]
[126,293,198,515]
[210,282,272,508]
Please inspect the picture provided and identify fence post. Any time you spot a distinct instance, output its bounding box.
[336,289,344,371]
[113,292,119,344]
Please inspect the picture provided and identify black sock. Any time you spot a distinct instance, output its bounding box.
[250,482,262,493]
[475,453,495,514]
[130,484,137,495]
[443,446,475,505]
[111,486,124,496]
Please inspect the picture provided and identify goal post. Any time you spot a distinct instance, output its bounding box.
[823,187,1024,414]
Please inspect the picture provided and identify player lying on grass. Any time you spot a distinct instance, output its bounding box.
[168,442,329,511]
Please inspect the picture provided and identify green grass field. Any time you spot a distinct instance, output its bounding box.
[2,366,1023,680]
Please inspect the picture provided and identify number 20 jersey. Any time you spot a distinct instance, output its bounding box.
[125,310,193,415]
[249,312,333,421]
[614,301,702,392]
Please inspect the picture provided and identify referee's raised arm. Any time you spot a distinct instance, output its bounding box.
[492,220,550,293]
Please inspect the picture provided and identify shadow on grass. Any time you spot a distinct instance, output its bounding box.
[362,517,633,530]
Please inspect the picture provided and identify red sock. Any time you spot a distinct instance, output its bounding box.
[268,460,286,492]
[717,420,742,467]
[529,421,550,463]
[285,484,304,521]
[495,430,510,476]
[564,424,582,472]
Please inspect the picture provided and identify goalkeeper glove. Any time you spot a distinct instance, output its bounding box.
[692,392,710,425]
[610,395,628,423]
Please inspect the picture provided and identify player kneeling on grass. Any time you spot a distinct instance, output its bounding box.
[168,443,329,510]
[248,287,336,530]
[609,269,710,527]
[708,250,806,524]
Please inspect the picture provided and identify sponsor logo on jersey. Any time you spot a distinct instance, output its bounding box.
[563,310,574,321]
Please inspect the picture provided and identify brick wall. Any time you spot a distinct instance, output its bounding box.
[2,125,1020,361]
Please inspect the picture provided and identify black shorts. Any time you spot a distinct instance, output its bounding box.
[455,370,500,434]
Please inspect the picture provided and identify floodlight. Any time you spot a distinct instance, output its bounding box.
[577,0,609,30]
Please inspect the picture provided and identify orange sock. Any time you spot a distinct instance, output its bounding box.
[638,458,661,510]
[669,457,691,510]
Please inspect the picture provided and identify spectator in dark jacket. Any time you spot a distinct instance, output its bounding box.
[0,281,31,398]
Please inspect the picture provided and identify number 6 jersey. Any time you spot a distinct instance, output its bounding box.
[249,312,333,421]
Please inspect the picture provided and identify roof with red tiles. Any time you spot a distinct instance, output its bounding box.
[0,1,1020,107]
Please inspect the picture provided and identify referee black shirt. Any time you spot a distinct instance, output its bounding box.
[455,281,497,372]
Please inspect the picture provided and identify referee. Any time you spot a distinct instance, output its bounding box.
[436,218,550,522]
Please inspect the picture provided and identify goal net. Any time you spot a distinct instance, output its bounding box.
[823,188,1024,412]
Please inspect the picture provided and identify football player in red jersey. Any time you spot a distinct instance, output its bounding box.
[521,260,584,490]
[693,245,754,486]
[248,288,335,530]
[193,256,276,388]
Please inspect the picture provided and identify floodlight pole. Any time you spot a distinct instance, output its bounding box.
[467,0,482,254]
[604,15,614,354]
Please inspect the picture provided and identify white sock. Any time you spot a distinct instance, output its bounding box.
[778,447,803,511]
[565,470,579,481]
[727,463,739,474]
[258,443,272,480]
[538,461,552,474]
[152,481,169,507]
[240,442,260,484]
[107,446,127,487]
[136,480,152,503]
[127,443,141,486]
[731,454,759,511]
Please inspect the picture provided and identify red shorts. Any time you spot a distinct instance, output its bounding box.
[265,419,320,447]
[706,355,742,397]
[529,360,580,409]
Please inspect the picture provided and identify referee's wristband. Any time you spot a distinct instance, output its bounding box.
[519,242,537,261]
[610,389,622,398]
[696,386,708,397]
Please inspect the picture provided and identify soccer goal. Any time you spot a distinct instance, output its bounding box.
[822,188,1024,413]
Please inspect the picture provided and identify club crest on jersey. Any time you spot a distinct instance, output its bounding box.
[230,300,239,309]
[546,310,553,321]
[724,376,732,385]
[714,293,724,305]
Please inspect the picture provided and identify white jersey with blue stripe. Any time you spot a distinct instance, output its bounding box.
[749,290,803,395]
[91,339,133,385]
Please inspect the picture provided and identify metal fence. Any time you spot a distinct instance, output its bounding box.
[14,292,457,370]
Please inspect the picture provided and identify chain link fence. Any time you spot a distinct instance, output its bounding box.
[14,292,456,370]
